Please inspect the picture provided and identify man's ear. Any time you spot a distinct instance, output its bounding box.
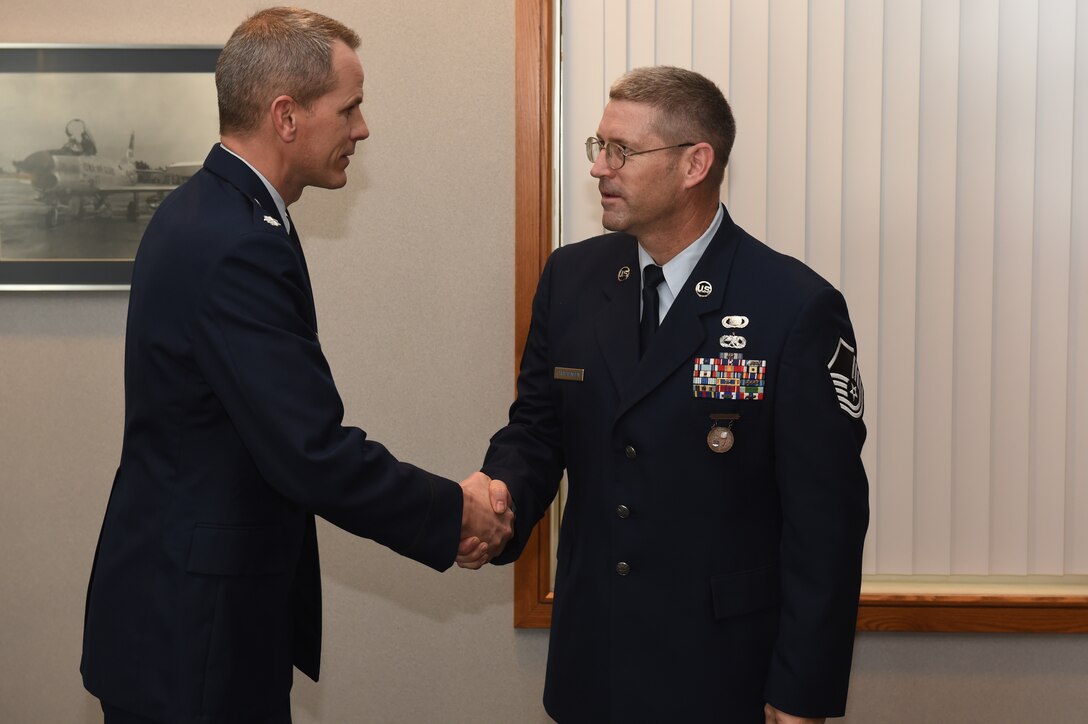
[270,95,299,142]
[682,142,715,189]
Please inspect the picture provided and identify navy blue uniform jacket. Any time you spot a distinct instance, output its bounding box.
[81,145,463,723]
[483,208,869,723]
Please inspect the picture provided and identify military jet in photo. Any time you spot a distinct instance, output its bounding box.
[13,119,191,227]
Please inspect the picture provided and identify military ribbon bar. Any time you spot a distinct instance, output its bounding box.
[692,353,766,400]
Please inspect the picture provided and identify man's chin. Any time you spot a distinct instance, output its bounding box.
[315,175,349,190]
[600,213,625,233]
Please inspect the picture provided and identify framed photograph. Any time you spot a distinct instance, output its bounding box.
[0,45,220,290]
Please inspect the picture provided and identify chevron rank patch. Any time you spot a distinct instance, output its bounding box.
[827,338,864,418]
[693,353,766,400]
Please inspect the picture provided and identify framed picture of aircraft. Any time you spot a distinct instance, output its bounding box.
[0,45,220,290]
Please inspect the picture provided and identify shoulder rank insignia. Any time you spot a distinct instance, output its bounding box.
[263,215,282,228]
[827,338,864,418]
[693,353,766,400]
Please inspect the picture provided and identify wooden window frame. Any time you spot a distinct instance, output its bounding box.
[511,0,1088,633]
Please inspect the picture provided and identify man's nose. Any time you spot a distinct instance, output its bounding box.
[589,150,612,179]
[353,113,370,141]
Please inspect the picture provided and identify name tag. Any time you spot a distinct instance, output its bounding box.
[553,367,584,382]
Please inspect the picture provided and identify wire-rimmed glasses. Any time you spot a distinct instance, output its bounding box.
[585,137,695,170]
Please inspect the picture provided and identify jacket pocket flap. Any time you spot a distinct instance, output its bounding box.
[711,563,780,618]
[186,523,291,576]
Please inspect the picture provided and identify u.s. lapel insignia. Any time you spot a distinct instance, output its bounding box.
[695,280,713,297]
[722,315,749,329]
[720,334,746,349]
[617,266,631,282]
[827,338,864,419]
[263,215,282,228]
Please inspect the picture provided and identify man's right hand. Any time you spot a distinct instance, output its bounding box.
[457,472,514,569]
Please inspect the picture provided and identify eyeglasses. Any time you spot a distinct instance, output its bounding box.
[585,137,695,170]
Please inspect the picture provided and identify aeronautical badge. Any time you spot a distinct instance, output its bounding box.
[827,338,864,418]
[263,215,282,227]
[693,353,766,400]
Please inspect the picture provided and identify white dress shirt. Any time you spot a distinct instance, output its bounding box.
[637,203,725,322]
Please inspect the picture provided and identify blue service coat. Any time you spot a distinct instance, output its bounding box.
[81,145,463,723]
[484,208,870,723]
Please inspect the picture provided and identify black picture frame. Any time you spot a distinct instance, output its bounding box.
[0,45,220,290]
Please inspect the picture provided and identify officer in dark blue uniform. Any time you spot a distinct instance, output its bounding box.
[81,8,511,723]
[483,66,869,724]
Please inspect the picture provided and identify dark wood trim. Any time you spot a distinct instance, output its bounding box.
[858,594,1088,633]
[512,0,555,628]
[510,0,1088,633]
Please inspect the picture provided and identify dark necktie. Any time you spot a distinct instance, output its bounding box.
[639,264,665,357]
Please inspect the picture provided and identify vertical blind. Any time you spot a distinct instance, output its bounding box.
[560,0,1088,577]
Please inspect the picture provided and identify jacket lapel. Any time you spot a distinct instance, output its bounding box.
[203,144,285,227]
[594,238,641,399]
[615,212,744,421]
[285,216,318,332]
[202,144,318,331]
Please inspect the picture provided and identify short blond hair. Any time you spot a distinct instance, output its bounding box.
[216,7,360,134]
[610,66,735,187]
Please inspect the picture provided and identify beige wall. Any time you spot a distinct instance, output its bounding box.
[1,2,1086,723]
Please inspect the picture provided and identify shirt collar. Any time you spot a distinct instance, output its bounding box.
[637,203,724,299]
[218,143,291,234]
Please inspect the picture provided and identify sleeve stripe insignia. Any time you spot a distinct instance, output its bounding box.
[827,338,864,419]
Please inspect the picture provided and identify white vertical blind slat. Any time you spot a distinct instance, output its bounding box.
[1068,0,1088,576]
[805,0,845,288]
[604,0,628,106]
[654,0,693,68]
[1029,0,1077,575]
[951,0,1000,574]
[841,0,884,570]
[727,1,769,241]
[990,0,1039,575]
[766,0,808,260]
[875,0,922,574]
[691,0,731,204]
[913,0,961,574]
[628,0,655,68]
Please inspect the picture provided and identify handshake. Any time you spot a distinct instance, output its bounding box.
[456,471,514,570]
